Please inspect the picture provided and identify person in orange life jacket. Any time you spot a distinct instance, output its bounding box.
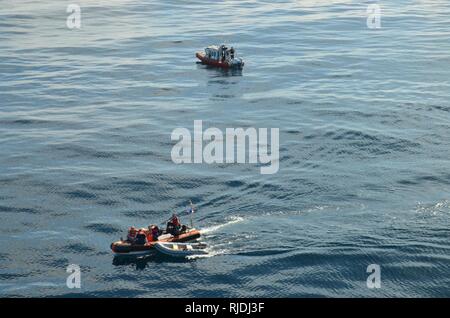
[146,225,153,241]
[127,226,137,242]
[147,225,159,241]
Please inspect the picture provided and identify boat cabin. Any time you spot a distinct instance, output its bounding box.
[205,45,235,63]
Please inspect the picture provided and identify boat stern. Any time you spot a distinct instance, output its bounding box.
[231,57,244,69]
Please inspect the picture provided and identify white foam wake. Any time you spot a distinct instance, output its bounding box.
[200,216,244,234]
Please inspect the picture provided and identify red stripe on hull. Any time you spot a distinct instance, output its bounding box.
[196,52,230,69]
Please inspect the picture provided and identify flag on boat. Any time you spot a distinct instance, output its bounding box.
[187,200,195,214]
[181,204,194,215]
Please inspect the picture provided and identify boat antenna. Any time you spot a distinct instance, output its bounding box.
[189,200,195,228]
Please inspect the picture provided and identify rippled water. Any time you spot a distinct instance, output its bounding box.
[1,0,450,297]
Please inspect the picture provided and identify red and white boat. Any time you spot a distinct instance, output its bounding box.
[111,227,201,256]
[196,44,244,69]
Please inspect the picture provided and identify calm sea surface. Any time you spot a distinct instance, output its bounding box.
[1,0,450,297]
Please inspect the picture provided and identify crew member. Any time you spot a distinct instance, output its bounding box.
[171,214,180,227]
[135,229,147,245]
[167,213,181,235]
[127,226,137,242]
[151,225,159,241]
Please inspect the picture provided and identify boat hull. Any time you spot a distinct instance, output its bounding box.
[154,242,208,257]
[110,229,201,256]
[196,52,243,69]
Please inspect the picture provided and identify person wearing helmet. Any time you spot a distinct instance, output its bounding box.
[171,214,180,227]
[166,213,181,236]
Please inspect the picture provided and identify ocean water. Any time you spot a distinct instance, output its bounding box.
[1,0,450,297]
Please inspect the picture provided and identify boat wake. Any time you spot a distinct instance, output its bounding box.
[200,216,244,234]
[186,243,233,259]
[260,205,333,218]
[189,216,245,259]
